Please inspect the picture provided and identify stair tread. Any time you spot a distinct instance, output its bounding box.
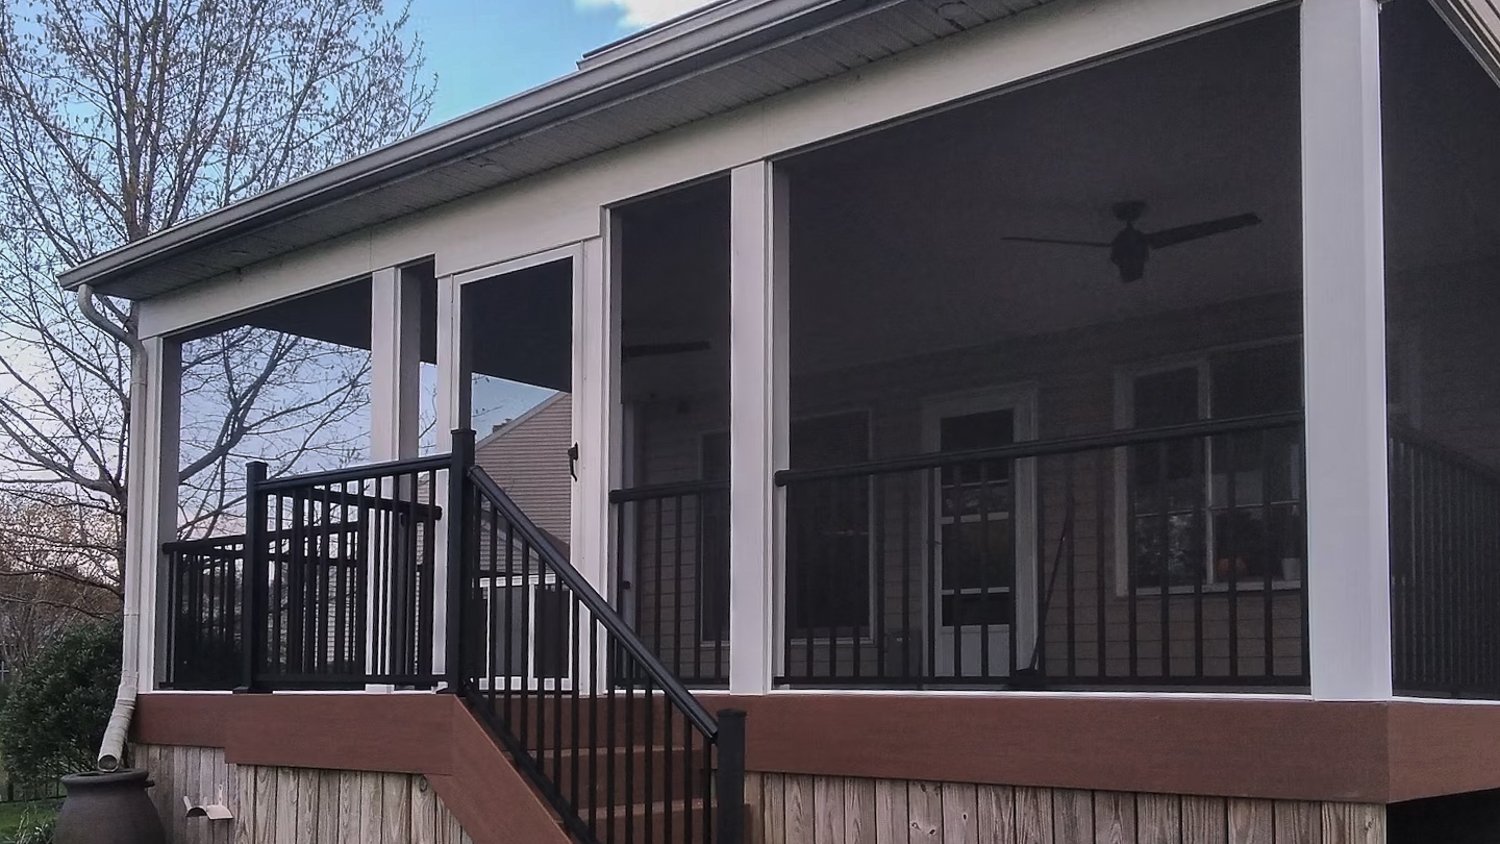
[545,744,678,756]
[599,798,710,818]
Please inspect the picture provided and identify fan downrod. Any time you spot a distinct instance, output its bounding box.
[1112,200,1147,225]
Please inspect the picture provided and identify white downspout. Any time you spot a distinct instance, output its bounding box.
[76,283,143,772]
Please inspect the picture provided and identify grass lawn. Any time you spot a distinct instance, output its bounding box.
[0,800,58,842]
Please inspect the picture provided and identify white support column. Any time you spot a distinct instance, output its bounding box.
[576,236,614,693]
[435,274,465,452]
[574,238,613,594]
[370,265,422,461]
[134,335,180,688]
[432,273,460,678]
[1301,0,1392,700]
[728,161,789,695]
[371,265,425,680]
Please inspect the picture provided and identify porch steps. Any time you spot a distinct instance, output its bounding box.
[470,694,719,844]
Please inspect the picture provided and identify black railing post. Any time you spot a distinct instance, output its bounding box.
[235,461,268,693]
[716,708,747,844]
[445,429,476,694]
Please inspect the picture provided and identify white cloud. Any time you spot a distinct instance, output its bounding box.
[576,0,717,28]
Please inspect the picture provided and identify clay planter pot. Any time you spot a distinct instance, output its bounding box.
[54,769,166,844]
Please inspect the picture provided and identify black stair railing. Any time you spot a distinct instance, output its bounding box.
[452,430,744,844]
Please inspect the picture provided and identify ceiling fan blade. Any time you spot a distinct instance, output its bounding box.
[622,340,712,361]
[1000,236,1112,249]
[1144,213,1262,249]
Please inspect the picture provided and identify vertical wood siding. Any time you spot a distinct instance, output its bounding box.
[131,744,473,844]
[746,773,1386,844]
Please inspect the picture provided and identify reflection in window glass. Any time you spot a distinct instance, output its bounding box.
[176,281,373,539]
[1126,342,1304,588]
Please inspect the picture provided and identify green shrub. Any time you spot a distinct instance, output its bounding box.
[0,622,119,789]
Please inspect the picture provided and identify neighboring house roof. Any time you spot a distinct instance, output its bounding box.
[475,393,573,552]
[58,0,1055,299]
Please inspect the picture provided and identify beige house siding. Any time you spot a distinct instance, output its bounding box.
[475,393,572,549]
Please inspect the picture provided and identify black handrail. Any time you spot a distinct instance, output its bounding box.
[257,453,449,492]
[469,466,718,735]
[775,410,1304,484]
[462,459,742,844]
[166,520,366,553]
[237,453,447,692]
[1390,422,1500,487]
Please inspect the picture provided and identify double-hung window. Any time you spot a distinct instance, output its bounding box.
[1121,340,1305,591]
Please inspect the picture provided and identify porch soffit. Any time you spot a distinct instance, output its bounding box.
[58,0,1059,301]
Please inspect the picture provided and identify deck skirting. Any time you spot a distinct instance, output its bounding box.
[747,773,1386,843]
[131,744,473,844]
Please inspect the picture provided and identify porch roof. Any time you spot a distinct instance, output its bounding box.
[58,0,1056,300]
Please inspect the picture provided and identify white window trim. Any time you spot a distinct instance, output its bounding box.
[1111,335,1304,599]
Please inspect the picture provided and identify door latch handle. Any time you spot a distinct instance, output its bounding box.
[567,443,579,481]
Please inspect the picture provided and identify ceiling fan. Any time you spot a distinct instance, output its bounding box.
[1001,200,1262,283]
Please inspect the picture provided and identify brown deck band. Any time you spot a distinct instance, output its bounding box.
[132,693,566,844]
[132,692,1500,805]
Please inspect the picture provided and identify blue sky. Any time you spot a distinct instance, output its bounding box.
[410,0,716,124]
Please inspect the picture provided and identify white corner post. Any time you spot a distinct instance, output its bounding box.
[371,265,422,461]
[134,334,181,689]
[371,264,426,677]
[1301,0,1392,700]
[728,161,789,695]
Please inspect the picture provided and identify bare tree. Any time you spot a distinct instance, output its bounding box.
[0,495,116,675]
[0,0,434,600]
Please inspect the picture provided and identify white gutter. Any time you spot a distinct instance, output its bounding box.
[76,284,142,772]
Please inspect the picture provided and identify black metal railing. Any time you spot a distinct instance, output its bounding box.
[609,480,731,687]
[459,444,743,844]
[239,454,449,690]
[774,412,1309,689]
[1390,427,1500,698]
[163,534,245,689]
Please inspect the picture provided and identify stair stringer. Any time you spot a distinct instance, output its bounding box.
[428,695,571,844]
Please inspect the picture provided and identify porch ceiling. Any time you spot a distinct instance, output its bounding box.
[59,0,1058,301]
[615,2,1500,378]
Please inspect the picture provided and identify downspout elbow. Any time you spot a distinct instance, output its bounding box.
[76,283,145,772]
